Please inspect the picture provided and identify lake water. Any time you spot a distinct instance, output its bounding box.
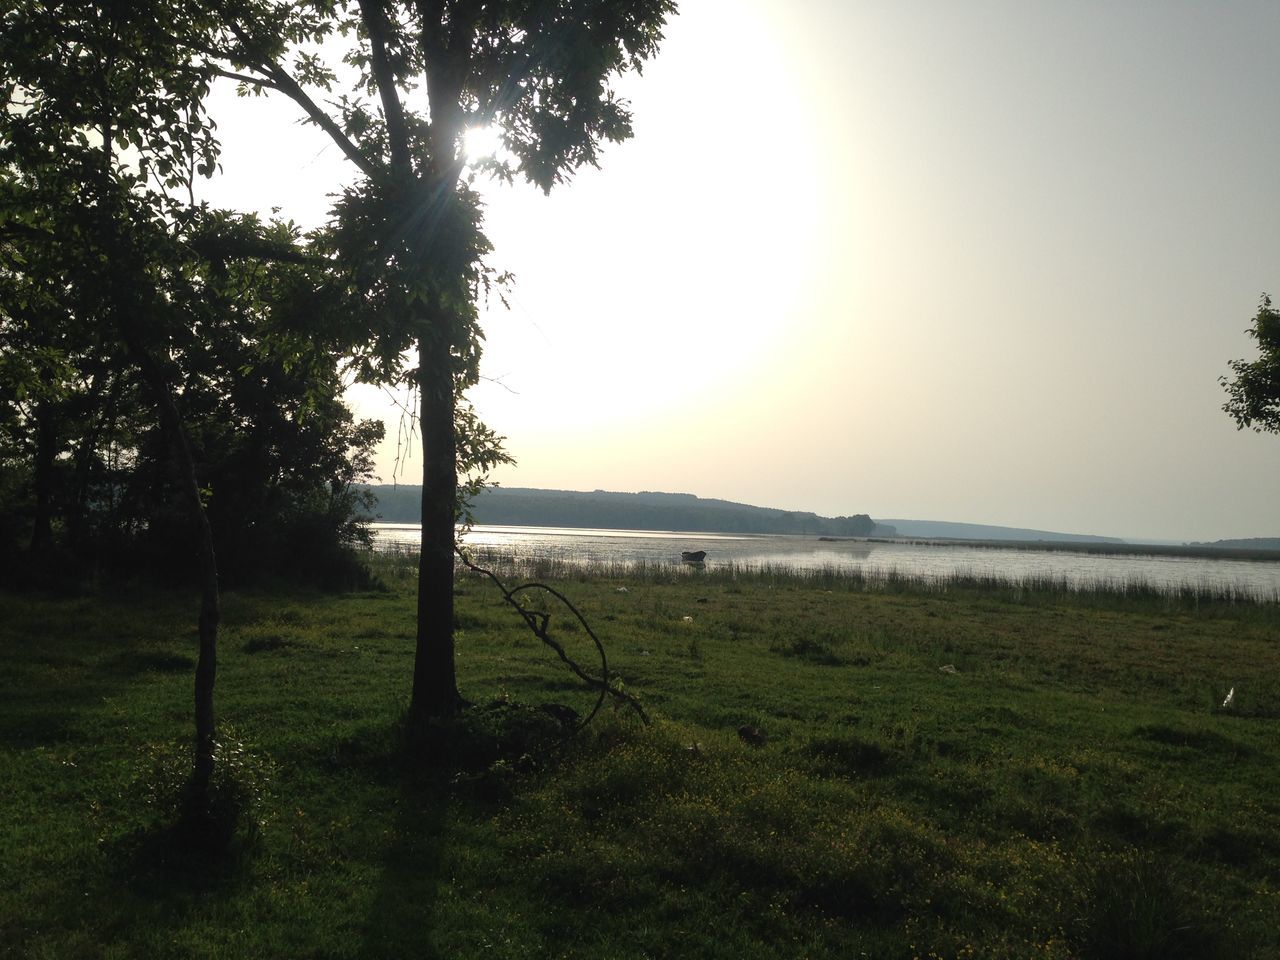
[370,523,1280,601]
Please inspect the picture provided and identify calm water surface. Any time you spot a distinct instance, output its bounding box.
[371,523,1280,600]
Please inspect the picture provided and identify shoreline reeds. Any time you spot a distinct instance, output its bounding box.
[366,544,1279,605]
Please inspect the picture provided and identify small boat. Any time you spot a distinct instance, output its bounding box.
[681,550,707,563]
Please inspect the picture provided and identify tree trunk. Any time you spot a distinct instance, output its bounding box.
[29,397,56,554]
[125,338,219,797]
[67,373,111,552]
[187,456,220,799]
[159,391,219,797]
[408,330,462,720]
[91,97,217,797]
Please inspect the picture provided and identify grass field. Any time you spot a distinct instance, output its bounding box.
[2,557,1279,958]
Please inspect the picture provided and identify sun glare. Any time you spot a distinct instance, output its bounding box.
[463,125,504,163]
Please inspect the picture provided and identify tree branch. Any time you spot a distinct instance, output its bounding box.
[220,18,381,180]
[356,0,412,177]
[414,0,465,180]
[207,65,278,90]
[455,546,650,728]
[188,232,329,267]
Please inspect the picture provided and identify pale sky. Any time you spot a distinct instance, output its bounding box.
[199,0,1280,542]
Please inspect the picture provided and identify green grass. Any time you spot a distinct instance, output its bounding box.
[2,558,1279,958]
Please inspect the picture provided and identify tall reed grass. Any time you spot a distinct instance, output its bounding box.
[365,544,1278,605]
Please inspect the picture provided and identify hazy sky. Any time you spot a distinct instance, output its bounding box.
[200,1,1280,542]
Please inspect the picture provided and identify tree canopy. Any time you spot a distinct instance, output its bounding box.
[1223,294,1280,437]
[1,1,383,580]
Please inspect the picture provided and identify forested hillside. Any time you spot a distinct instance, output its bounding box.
[1192,537,1280,551]
[877,518,1124,544]
[359,485,887,537]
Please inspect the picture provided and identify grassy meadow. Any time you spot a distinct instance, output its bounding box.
[3,556,1279,959]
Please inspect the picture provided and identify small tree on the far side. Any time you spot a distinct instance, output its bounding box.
[1222,295,1280,435]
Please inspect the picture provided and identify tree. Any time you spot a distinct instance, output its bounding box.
[1,0,232,796]
[1,1,377,798]
[210,0,677,720]
[0,176,152,565]
[119,216,386,589]
[1223,294,1280,436]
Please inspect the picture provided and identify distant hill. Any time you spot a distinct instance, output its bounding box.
[358,486,1277,548]
[1189,537,1280,552]
[358,485,889,538]
[871,518,1124,544]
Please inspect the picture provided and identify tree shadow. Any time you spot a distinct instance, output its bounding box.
[104,648,196,675]
[358,769,450,960]
[357,702,566,958]
[0,686,100,747]
[107,766,263,895]
[110,806,253,898]
[8,779,263,957]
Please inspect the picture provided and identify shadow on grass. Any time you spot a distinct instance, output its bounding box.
[105,649,197,675]
[240,635,300,654]
[110,733,275,886]
[359,769,449,959]
[0,639,116,749]
[1072,850,1238,960]
[357,701,566,959]
[0,688,96,747]
[802,733,894,779]
[1132,723,1251,754]
[110,790,258,897]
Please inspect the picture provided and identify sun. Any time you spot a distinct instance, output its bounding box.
[463,125,504,163]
